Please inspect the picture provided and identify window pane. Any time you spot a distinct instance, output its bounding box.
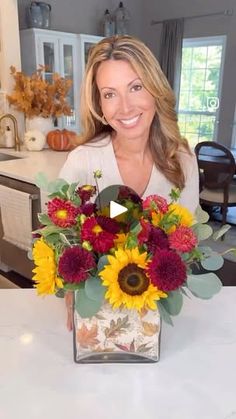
[178,37,224,144]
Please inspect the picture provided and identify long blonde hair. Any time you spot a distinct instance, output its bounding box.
[79,35,191,189]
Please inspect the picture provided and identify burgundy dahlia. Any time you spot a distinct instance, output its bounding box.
[147,227,169,254]
[147,249,187,291]
[58,246,96,283]
[77,185,96,203]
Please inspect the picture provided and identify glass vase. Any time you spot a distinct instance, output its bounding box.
[73,292,161,363]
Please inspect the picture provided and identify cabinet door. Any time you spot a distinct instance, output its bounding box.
[58,36,79,131]
[77,34,103,132]
[36,34,60,84]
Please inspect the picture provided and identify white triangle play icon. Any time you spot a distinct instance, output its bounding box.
[110,201,128,218]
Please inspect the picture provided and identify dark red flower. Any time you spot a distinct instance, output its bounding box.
[81,216,117,253]
[96,215,120,234]
[77,185,96,203]
[58,246,96,283]
[147,227,169,254]
[147,249,186,291]
[47,198,80,227]
[80,203,97,216]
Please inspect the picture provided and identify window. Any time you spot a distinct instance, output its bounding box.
[178,36,226,148]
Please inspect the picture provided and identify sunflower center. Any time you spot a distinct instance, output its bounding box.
[118,263,149,296]
[92,224,103,234]
[56,209,68,219]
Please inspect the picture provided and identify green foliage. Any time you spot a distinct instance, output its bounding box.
[75,288,103,318]
[160,290,183,316]
[187,273,222,299]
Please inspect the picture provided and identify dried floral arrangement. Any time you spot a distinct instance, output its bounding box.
[7,66,72,118]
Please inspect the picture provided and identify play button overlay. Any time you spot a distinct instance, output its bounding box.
[95,184,142,226]
[110,200,128,218]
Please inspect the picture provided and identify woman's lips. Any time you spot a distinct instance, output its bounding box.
[118,114,141,127]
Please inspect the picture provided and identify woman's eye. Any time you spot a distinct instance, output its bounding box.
[131,84,142,92]
[103,92,115,99]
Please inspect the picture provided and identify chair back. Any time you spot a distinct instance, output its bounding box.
[194,141,235,190]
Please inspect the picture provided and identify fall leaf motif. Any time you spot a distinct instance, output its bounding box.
[115,339,135,352]
[137,342,153,353]
[139,307,148,318]
[76,323,99,348]
[95,314,106,321]
[104,315,130,338]
[142,321,159,337]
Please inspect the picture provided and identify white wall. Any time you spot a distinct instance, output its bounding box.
[0,0,24,136]
[17,0,144,38]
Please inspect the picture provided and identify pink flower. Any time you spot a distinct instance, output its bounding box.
[169,226,198,253]
[143,195,168,213]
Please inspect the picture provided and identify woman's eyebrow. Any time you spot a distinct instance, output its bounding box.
[100,78,142,91]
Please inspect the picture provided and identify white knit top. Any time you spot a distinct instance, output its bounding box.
[59,135,199,213]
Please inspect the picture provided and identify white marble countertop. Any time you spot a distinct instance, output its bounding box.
[0,288,236,419]
[0,147,69,184]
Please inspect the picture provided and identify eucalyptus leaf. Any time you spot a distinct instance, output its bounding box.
[59,233,71,246]
[34,172,49,191]
[198,246,214,258]
[38,213,52,226]
[75,288,103,318]
[194,205,209,224]
[157,300,174,326]
[48,178,69,194]
[64,283,83,291]
[97,255,109,272]
[187,273,222,299]
[212,224,231,240]
[193,223,213,241]
[201,253,224,271]
[160,290,183,316]
[84,276,106,302]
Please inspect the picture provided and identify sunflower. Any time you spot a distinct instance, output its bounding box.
[99,247,167,311]
[32,238,63,295]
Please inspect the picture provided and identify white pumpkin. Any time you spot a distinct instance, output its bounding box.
[24,130,46,151]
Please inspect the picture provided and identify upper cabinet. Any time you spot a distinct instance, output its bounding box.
[20,29,103,133]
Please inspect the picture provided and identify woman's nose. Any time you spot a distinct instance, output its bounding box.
[117,93,135,114]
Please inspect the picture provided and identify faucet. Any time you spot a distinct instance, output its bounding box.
[0,113,21,151]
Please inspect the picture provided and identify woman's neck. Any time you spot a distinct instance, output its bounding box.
[111,132,151,163]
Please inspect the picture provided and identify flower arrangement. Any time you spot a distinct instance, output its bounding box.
[32,171,223,326]
[7,66,72,118]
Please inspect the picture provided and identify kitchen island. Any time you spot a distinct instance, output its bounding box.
[0,147,69,185]
[0,288,235,419]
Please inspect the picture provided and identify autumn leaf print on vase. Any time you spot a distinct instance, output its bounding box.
[73,296,161,363]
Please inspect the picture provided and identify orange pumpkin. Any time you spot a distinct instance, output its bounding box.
[46,129,77,151]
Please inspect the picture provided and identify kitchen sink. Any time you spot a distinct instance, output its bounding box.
[0,153,22,162]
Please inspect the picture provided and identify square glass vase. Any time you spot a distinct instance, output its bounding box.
[73,292,161,364]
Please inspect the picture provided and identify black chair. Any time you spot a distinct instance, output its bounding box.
[195,141,236,226]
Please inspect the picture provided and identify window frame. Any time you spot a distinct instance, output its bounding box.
[177,35,227,144]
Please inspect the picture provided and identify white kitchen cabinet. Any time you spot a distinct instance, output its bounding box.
[20,29,103,133]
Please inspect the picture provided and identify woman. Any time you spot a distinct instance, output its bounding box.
[59,35,199,329]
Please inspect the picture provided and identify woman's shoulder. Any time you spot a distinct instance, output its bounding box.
[69,134,111,156]
[177,146,198,177]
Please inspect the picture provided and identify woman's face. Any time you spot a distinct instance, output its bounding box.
[96,59,156,141]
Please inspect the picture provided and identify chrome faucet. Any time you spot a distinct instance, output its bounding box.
[0,113,21,151]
